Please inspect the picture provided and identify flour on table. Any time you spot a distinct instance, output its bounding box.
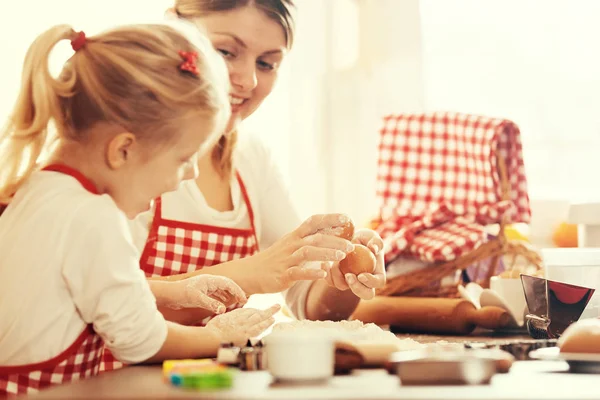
[271,320,425,351]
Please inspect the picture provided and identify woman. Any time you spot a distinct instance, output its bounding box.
[101,0,381,372]
[140,0,385,326]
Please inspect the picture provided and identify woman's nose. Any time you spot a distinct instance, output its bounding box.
[229,58,258,92]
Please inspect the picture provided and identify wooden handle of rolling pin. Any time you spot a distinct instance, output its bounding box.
[352,296,511,335]
[468,304,511,330]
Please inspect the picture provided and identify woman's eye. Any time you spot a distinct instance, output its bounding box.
[218,49,235,58]
[257,60,275,71]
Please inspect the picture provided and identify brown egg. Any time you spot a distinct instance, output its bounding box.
[559,319,600,353]
[319,217,355,241]
[339,244,376,276]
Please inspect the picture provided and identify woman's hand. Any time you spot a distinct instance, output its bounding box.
[205,304,281,346]
[248,214,355,294]
[321,228,386,300]
[152,275,247,313]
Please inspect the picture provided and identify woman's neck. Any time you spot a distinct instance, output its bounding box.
[194,145,235,212]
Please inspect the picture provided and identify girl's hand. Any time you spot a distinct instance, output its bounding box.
[157,275,247,313]
[205,305,281,346]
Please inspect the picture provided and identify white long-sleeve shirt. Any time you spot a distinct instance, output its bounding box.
[0,170,167,365]
[129,132,313,319]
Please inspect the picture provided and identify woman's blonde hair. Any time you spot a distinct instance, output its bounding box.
[0,22,230,203]
[174,0,296,178]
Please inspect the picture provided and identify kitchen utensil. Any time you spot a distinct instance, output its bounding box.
[541,247,600,319]
[521,274,595,339]
[334,341,364,374]
[479,289,522,329]
[353,296,511,335]
[388,350,496,385]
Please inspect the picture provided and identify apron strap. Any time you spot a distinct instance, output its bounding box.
[42,164,99,194]
[236,171,259,251]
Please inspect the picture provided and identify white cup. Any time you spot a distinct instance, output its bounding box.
[264,330,335,382]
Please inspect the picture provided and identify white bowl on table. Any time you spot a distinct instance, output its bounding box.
[264,329,336,382]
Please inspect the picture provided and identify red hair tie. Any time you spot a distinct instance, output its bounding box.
[71,31,86,52]
[178,50,199,76]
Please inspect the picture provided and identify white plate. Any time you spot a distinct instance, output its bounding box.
[530,346,600,373]
[530,346,600,362]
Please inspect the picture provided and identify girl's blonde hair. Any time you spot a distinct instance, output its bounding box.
[0,22,230,203]
[174,0,296,178]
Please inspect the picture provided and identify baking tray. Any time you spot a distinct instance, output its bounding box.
[388,350,496,385]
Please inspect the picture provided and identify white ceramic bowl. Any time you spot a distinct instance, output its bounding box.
[264,329,335,382]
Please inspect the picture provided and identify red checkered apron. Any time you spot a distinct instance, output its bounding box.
[1,164,110,390]
[375,112,531,263]
[100,171,259,372]
[0,326,104,396]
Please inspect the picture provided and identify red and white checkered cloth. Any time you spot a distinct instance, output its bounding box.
[376,112,530,263]
[0,326,103,396]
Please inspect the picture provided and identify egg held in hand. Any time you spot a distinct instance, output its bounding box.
[338,244,376,276]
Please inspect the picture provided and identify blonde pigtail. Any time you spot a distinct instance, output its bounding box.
[0,25,78,203]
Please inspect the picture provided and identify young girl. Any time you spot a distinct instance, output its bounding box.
[0,22,293,396]
[134,0,386,325]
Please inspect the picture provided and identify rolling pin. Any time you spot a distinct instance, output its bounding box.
[352,296,511,335]
[334,342,364,374]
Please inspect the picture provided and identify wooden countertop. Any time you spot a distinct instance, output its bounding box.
[22,332,579,399]
[25,361,600,400]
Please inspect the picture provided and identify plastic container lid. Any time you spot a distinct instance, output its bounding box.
[542,248,600,267]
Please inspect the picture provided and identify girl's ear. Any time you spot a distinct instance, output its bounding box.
[106,132,137,170]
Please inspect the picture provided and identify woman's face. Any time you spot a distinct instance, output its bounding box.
[196,6,288,131]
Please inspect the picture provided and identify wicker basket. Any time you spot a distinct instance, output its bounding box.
[377,155,542,298]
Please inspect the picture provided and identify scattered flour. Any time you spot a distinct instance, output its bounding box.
[271,320,425,351]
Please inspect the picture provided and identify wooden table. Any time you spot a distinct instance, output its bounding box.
[24,332,583,399]
[25,361,600,399]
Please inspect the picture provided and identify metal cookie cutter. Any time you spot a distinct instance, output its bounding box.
[521,274,595,339]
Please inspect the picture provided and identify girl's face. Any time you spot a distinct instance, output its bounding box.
[196,6,288,131]
[107,115,218,218]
